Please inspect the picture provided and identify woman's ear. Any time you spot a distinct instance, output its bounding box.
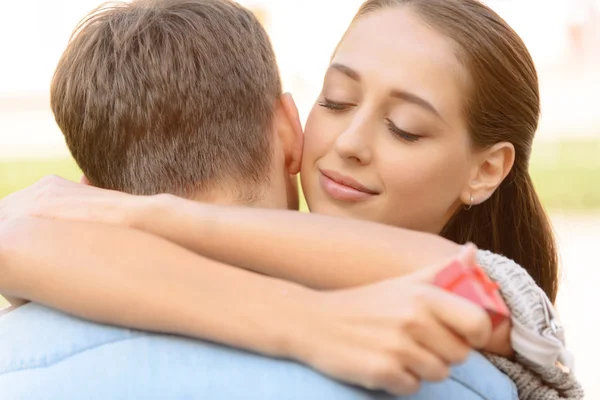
[461,142,515,206]
[274,93,304,175]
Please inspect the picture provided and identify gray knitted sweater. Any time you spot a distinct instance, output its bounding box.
[477,250,584,399]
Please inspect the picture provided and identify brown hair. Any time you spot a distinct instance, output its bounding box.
[352,0,559,302]
[51,0,281,197]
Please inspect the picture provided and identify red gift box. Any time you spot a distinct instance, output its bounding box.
[434,260,510,329]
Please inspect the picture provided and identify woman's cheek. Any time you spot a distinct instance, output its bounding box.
[378,146,459,202]
[303,117,335,162]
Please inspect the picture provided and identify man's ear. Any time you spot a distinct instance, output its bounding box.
[274,93,304,175]
[80,175,91,186]
[461,142,515,206]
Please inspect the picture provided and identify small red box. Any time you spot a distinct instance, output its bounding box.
[434,260,510,329]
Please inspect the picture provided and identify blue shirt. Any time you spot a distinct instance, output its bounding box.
[0,303,517,400]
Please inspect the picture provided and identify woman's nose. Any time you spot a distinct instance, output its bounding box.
[334,114,373,165]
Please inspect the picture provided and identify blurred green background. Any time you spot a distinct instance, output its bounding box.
[2,138,599,210]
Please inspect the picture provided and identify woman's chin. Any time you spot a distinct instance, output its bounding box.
[306,198,370,221]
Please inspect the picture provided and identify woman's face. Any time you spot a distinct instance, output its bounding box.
[301,7,477,233]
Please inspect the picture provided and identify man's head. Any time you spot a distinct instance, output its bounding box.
[51,0,303,208]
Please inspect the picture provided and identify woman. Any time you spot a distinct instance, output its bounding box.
[0,0,582,398]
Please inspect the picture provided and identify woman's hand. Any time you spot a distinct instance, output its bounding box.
[293,246,494,396]
[0,175,138,226]
[301,279,491,395]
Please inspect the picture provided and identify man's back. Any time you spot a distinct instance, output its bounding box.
[0,303,517,400]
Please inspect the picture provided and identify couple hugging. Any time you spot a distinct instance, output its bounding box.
[0,0,583,399]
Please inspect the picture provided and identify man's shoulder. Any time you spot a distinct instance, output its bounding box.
[0,304,518,400]
[0,302,146,375]
[0,303,370,400]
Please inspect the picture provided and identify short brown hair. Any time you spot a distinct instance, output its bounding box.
[51,0,281,197]
[353,0,559,302]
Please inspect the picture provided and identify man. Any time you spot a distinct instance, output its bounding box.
[0,0,516,398]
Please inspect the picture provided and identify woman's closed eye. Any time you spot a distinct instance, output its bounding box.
[317,97,355,112]
[318,97,423,143]
[386,119,421,143]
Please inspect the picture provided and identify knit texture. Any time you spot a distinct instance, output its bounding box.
[477,250,584,400]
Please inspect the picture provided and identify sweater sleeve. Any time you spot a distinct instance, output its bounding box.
[476,250,584,400]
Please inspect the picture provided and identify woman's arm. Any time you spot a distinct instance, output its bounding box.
[0,178,511,355]
[0,217,312,357]
[131,194,462,289]
[132,197,511,356]
[0,217,493,395]
[0,176,460,290]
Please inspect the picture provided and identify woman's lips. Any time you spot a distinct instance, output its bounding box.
[319,169,379,202]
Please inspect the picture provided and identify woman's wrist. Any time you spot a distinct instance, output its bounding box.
[258,283,330,362]
[269,285,324,361]
[129,193,185,232]
[126,193,165,230]
[133,194,217,238]
[275,287,357,368]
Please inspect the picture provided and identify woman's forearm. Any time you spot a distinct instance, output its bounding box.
[131,195,460,289]
[0,218,317,359]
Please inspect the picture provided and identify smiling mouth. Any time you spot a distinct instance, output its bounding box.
[319,169,379,202]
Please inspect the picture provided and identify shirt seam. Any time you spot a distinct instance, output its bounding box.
[0,334,148,377]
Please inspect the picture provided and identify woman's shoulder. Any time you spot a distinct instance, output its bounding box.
[476,250,533,283]
[476,249,574,368]
[476,249,556,338]
[476,249,581,398]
